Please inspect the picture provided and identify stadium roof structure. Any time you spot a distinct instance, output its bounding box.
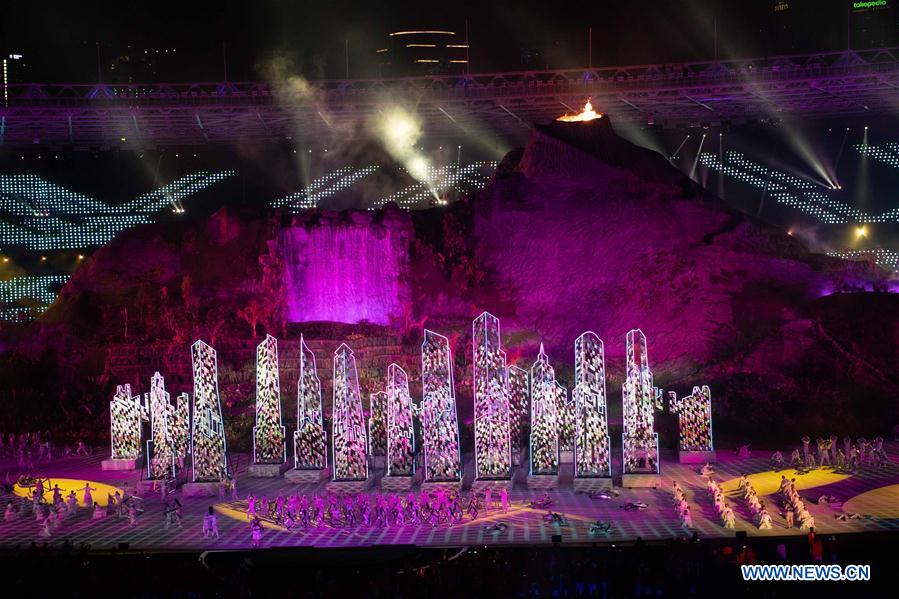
[1,47,898,148]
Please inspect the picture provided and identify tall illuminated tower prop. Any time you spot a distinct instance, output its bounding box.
[472,311,512,486]
[556,382,574,458]
[190,340,228,483]
[104,384,143,470]
[331,343,368,483]
[368,391,388,458]
[508,365,529,465]
[671,385,715,463]
[572,332,612,491]
[420,330,462,488]
[382,364,415,489]
[528,345,559,487]
[171,392,190,468]
[287,336,327,483]
[249,335,286,476]
[621,329,660,487]
[147,372,176,479]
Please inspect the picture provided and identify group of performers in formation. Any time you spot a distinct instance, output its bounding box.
[0,432,91,469]
[243,486,512,536]
[3,478,145,538]
[1,431,892,545]
[670,481,694,529]
[771,435,889,472]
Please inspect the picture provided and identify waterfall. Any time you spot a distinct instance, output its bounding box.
[280,222,410,325]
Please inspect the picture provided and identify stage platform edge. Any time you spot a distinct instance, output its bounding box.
[472,478,514,493]
[679,450,717,464]
[420,480,462,494]
[527,474,559,490]
[247,462,290,478]
[325,478,374,494]
[285,468,328,484]
[381,475,417,492]
[182,482,220,497]
[572,477,614,493]
[101,458,140,471]
[621,474,661,489]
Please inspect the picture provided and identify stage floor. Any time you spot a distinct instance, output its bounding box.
[1,445,897,551]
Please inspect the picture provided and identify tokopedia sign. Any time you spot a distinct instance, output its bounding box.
[852,0,888,9]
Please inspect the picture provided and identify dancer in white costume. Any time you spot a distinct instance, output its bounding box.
[80,483,96,507]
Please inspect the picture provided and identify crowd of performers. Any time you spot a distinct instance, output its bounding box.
[1,430,892,546]
[770,435,889,472]
[0,432,91,469]
[243,486,512,535]
[670,481,693,529]
[3,478,146,537]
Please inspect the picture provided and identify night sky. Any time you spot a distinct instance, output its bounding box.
[2,0,898,254]
[3,0,892,82]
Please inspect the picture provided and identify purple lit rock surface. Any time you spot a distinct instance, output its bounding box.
[3,115,897,442]
[280,216,412,325]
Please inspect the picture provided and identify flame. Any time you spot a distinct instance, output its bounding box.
[557,100,603,122]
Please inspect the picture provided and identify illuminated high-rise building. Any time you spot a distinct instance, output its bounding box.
[621,329,660,485]
[252,335,286,465]
[293,335,327,471]
[332,343,368,481]
[671,385,715,462]
[573,332,611,482]
[377,29,469,76]
[420,330,462,483]
[529,345,559,477]
[386,364,415,477]
[109,384,142,462]
[147,372,176,479]
[190,340,228,482]
[472,311,512,481]
[507,365,529,464]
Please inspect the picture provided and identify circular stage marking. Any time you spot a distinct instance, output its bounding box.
[214,501,287,531]
[841,484,899,519]
[720,468,850,497]
[13,477,124,507]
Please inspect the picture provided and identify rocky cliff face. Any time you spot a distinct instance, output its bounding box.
[471,117,897,438]
[2,115,896,443]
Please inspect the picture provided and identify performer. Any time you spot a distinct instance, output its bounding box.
[251,517,263,548]
[203,507,213,538]
[758,507,773,530]
[210,507,219,538]
[770,452,784,471]
[467,494,479,521]
[91,501,105,520]
[40,516,52,537]
[785,504,794,529]
[834,448,846,470]
[801,436,810,463]
[699,463,714,477]
[484,488,492,512]
[3,501,16,522]
[500,488,509,513]
[79,483,96,507]
[246,493,256,521]
[722,505,735,529]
